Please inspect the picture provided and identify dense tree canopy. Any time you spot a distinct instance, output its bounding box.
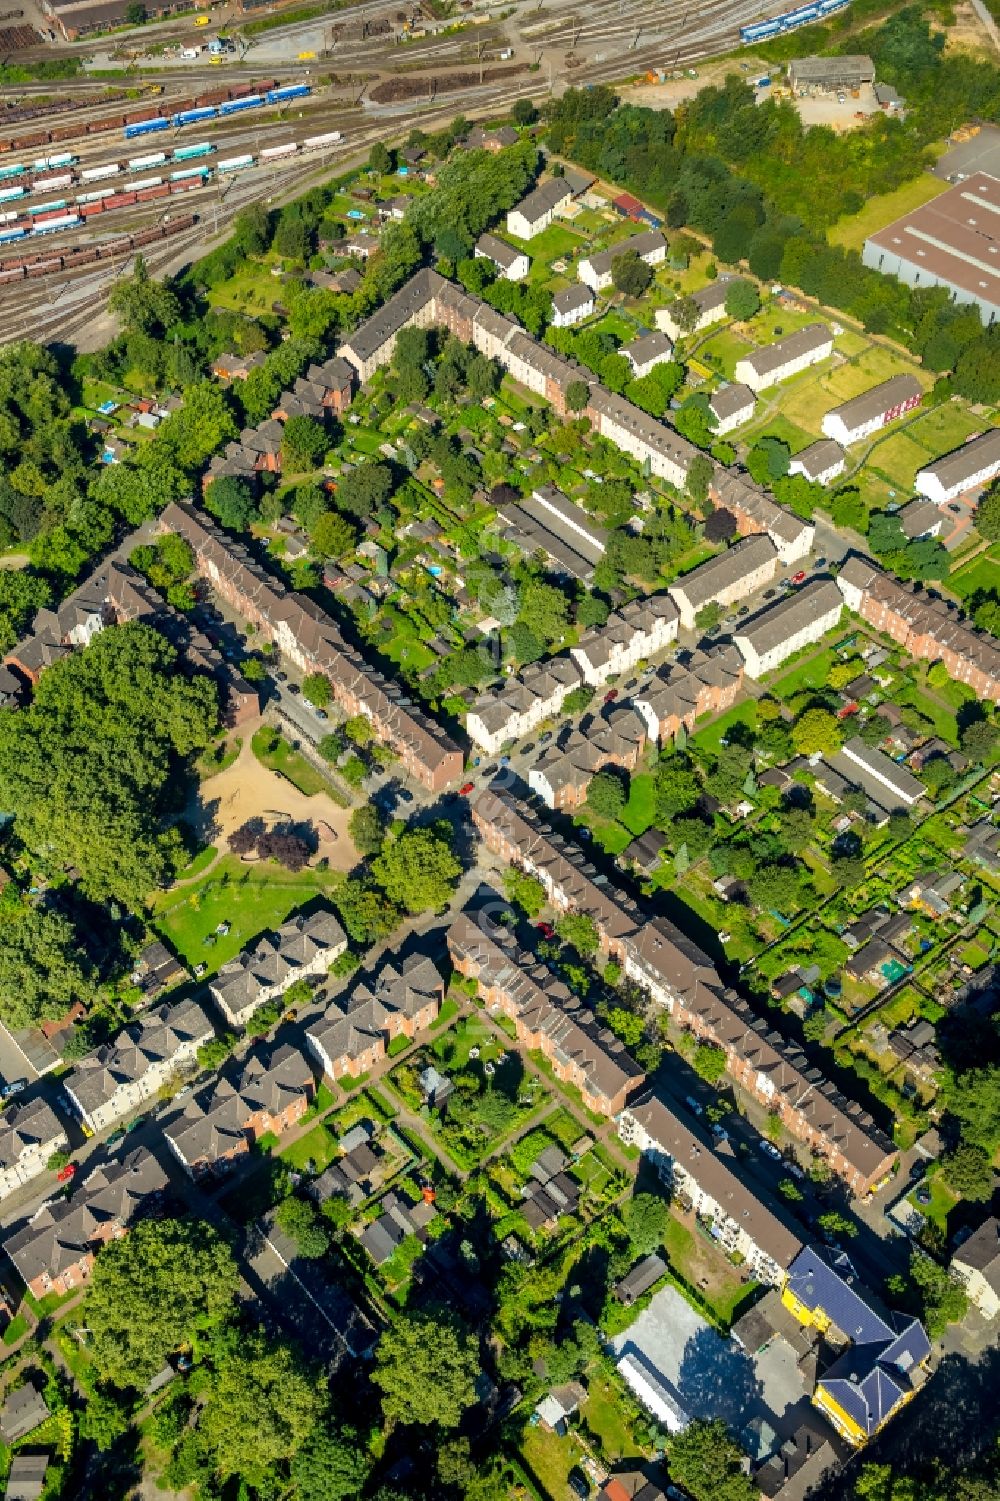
[198,1334,324,1479]
[372,1308,479,1427]
[0,903,93,1029]
[371,826,462,914]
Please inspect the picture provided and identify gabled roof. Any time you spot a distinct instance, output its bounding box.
[64,996,213,1115]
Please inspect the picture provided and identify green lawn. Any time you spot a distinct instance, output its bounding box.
[280,1122,339,1172]
[1,1314,28,1346]
[829,172,950,252]
[251,727,332,798]
[620,773,657,837]
[177,844,217,880]
[906,402,985,455]
[698,327,751,380]
[518,1423,587,1501]
[691,699,757,756]
[949,553,1000,601]
[770,646,838,699]
[152,855,331,972]
[581,1378,635,1461]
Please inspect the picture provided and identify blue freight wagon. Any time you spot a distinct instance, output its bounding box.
[124,117,169,139]
[172,106,217,128]
[218,95,263,115]
[265,83,311,103]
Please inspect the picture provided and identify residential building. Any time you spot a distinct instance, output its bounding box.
[570,594,680,685]
[527,709,647,810]
[578,229,667,292]
[585,387,695,488]
[4,1148,168,1299]
[272,355,355,420]
[0,1098,68,1203]
[915,427,1000,504]
[898,498,944,540]
[598,1473,670,1501]
[131,939,188,1005]
[211,350,266,381]
[493,483,609,582]
[210,907,347,1029]
[708,382,755,435]
[63,997,215,1134]
[655,276,738,340]
[622,329,674,379]
[667,534,779,629]
[897,869,965,919]
[788,54,875,90]
[472,787,896,1192]
[632,644,744,746]
[619,1090,803,1284]
[782,1245,931,1445]
[358,1185,437,1264]
[963,817,1000,871]
[732,579,844,678]
[788,439,846,486]
[506,178,572,239]
[7,1452,50,1501]
[551,284,594,327]
[306,952,443,1081]
[163,1042,314,1176]
[734,324,835,392]
[464,123,520,151]
[522,1150,582,1231]
[474,231,530,281]
[466,657,582,754]
[448,912,645,1116]
[710,468,815,564]
[837,555,1000,702]
[755,1418,846,1501]
[821,375,923,446]
[5,556,258,727]
[862,173,1000,327]
[161,501,464,788]
[534,1381,586,1433]
[951,1217,1000,1320]
[0,1385,49,1444]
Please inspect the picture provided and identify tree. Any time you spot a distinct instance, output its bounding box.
[612,249,653,298]
[335,462,394,519]
[343,714,375,746]
[335,877,400,944]
[668,1418,758,1501]
[587,770,626,821]
[108,254,179,335]
[606,1006,644,1047]
[373,1308,479,1427]
[302,672,331,708]
[909,1250,968,1337]
[976,480,1000,542]
[687,453,714,504]
[257,828,311,871]
[204,475,257,533]
[371,827,462,913]
[724,279,761,321]
[656,754,700,820]
[693,1042,727,1085]
[670,295,700,335]
[566,379,590,412]
[0,904,93,1029]
[310,509,355,558]
[369,141,393,175]
[275,1195,330,1257]
[198,1333,324,1478]
[817,1210,858,1239]
[349,804,387,856]
[621,1192,672,1256]
[556,911,599,956]
[78,1390,129,1450]
[282,414,328,473]
[512,98,537,125]
[87,1219,239,1388]
[519,578,571,643]
[791,707,841,756]
[503,866,546,917]
[292,1428,371,1501]
[695,600,723,631]
[942,1143,994,1201]
[961,717,998,763]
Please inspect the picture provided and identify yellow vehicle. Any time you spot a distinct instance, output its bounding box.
[297,50,317,59]
[210,54,222,63]
[195,13,210,24]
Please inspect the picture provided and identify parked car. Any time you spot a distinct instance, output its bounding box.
[710,1122,729,1142]
[0,1079,26,1099]
[535,921,555,939]
[56,1162,77,1183]
[785,1159,806,1180]
[521,742,535,755]
[397,789,413,804]
[458,782,475,796]
[791,571,807,584]
[759,1140,782,1160]
[604,688,619,702]
[484,764,498,776]
[568,1469,590,1499]
[684,1095,704,1118]
[314,708,328,720]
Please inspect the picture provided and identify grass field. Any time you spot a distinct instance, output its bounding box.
[251,727,331,798]
[828,173,950,252]
[691,699,757,756]
[152,856,329,971]
[770,646,838,699]
[907,403,985,453]
[698,327,751,379]
[280,1122,339,1172]
[865,430,933,492]
[518,1424,587,1501]
[949,553,1000,600]
[620,772,657,836]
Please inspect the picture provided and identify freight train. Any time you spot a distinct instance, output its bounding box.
[0,213,197,282]
[740,0,849,44]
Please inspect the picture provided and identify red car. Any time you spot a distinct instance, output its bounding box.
[535,921,555,939]
[458,782,475,797]
[791,571,806,584]
[56,1162,77,1183]
[604,688,619,702]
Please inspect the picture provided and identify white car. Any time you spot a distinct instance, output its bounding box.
[759,1140,781,1160]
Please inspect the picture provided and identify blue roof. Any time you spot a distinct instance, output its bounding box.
[786,1246,891,1344]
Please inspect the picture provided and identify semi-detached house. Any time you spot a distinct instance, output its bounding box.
[448,912,644,1116]
[570,595,679,685]
[306,953,444,1082]
[161,500,464,791]
[474,231,530,282]
[915,427,1000,505]
[667,534,779,629]
[821,375,922,447]
[655,276,741,341]
[210,907,347,1029]
[708,382,755,436]
[163,1042,314,1177]
[466,657,582,756]
[578,229,667,292]
[734,324,834,393]
[618,1090,803,1286]
[788,439,846,487]
[528,709,647,811]
[506,178,572,240]
[632,644,744,747]
[837,554,1000,703]
[472,786,897,1193]
[63,997,215,1134]
[0,1098,68,1203]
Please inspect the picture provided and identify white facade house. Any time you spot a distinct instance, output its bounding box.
[210,908,348,1029]
[63,998,216,1135]
[585,388,691,488]
[734,323,834,393]
[915,428,1000,504]
[655,276,739,341]
[474,232,530,282]
[821,374,922,446]
[466,658,582,754]
[0,1099,68,1202]
[623,330,674,379]
[951,1218,1000,1322]
[788,438,846,487]
[506,179,572,240]
[618,1092,802,1286]
[707,383,755,435]
[570,595,679,686]
[578,229,666,292]
[667,534,779,630]
[733,578,844,678]
[551,284,594,328]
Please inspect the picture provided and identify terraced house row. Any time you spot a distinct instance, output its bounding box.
[447,911,644,1116]
[336,269,813,562]
[161,501,465,790]
[472,786,897,1194]
[306,954,445,1082]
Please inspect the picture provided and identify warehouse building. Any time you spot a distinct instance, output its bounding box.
[863,173,1000,327]
[788,55,875,92]
[822,375,923,446]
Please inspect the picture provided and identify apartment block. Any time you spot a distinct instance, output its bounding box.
[915,427,1000,505]
[164,1042,314,1177]
[474,231,530,281]
[632,644,744,746]
[306,953,444,1082]
[821,375,922,447]
[466,657,582,755]
[506,179,573,240]
[733,579,843,678]
[667,535,779,629]
[210,907,347,1029]
[0,1098,68,1203]
[734,324,834,393]
[655,277,739,341]
[570,595,679,685]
